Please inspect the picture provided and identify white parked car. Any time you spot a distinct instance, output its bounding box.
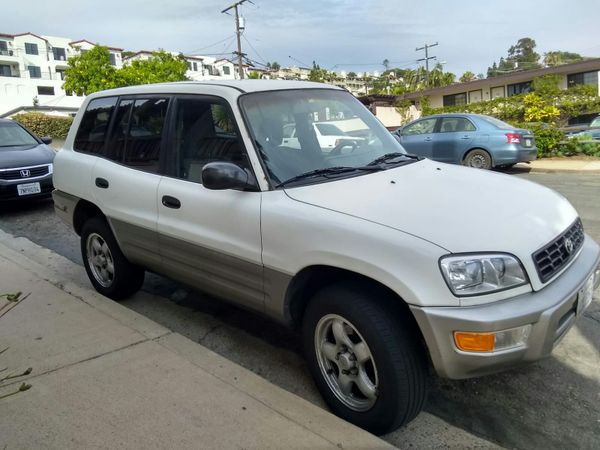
[53,80,600,435]
[282,122,364,151]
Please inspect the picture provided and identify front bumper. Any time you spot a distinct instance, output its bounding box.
[0,175,53,201]
[411,235,600,379]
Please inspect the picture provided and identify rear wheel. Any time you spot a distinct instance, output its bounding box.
[81,217,144,300]
[463,149,492,169]
[302,282,428,435]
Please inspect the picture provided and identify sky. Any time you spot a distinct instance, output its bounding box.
[2,0,600,76]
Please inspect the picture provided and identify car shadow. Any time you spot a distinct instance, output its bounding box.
[0,197,54,215]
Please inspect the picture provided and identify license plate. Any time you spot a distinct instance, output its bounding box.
[577,274,594,316]
[17,182,41,196]
[524,138,532,147]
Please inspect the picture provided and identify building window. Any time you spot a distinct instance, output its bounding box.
[0,41,8,55]
[37,86,55,95]
[52,47,66,61]
[0,64,11,77]
[468,90,483,103]
[56,69,66,80]
[25,42,39,55]
[109,53,116,66]
[28,66,41,78]
[567,71,598,88]
[507,81,531,96]
[223,66,230,75]
[442,92,467,107]
[187,62,192,70]
[193,62,198,71]
[491,86,505,99]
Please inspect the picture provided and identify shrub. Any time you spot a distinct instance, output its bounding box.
[11,113,73,139]
[555,135,600,157]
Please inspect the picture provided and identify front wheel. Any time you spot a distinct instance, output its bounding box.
[81,217,144,300]
[463,149,492,169]
[302,283,428,435]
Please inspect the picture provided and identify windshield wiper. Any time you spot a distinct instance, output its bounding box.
[367,152,420,166]
[276,166,381,188]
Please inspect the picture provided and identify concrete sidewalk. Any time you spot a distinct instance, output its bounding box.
[515,158,600,173]
[0,240,392,449]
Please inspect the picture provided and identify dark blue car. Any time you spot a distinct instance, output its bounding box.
[393,113,537,169]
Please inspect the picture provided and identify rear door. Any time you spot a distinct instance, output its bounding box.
[399,117,437,158]
[156,95,264,312]
[432,117,477,163]
[89,96,170,271]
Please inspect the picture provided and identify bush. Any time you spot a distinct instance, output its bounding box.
[11,113,73,139]
[555,135,600,157]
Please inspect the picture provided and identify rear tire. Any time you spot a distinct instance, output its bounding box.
[302,282,428,435]
[81,217,144,300]
[463,149,492,169]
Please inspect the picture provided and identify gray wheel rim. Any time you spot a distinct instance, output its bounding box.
[469,153,489,169]
[86,233,115,288]
[314,314,379,411]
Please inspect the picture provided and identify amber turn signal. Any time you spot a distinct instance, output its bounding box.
[454,331,495,352]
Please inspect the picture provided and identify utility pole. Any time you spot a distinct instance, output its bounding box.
[416,42,438,86]
[221,0,249,79]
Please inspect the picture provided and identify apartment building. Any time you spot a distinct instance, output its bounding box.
[0,32,125,117]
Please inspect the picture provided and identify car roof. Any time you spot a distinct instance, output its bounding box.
[86,79,343,98]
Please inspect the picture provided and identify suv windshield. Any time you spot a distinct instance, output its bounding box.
[0,122,38,148]
[240,89,410,186]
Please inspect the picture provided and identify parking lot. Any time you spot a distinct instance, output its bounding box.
[1,171,599,449]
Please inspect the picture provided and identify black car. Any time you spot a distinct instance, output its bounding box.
[0,119,55,201]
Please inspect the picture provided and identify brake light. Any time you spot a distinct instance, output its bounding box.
[505,133,521,144]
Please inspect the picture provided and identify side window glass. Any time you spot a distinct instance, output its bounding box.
[404,118,436,136]
[171,97,248,184]
[440,118,476,133]
[122,98,169,173]
[106,99,133,162]
[74,97,117,155]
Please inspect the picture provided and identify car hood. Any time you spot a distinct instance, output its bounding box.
[283,159,578,254]
[0,144,55,169]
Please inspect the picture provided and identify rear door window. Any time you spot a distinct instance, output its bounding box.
[74,97,118,155]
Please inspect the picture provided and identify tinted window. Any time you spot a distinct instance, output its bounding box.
[28,66,41,78]
[52,47,66,61]
[443,92,467,107]
[507,81,532,96]
[121,98,169,173]
[74,97,118,155]
[170,97,248,183]
[25,43,38,55]
[37,86,54,95]
[568,71,598,88]
[106,99,134,162]
[439,117,476,133]
[403,118,436,135]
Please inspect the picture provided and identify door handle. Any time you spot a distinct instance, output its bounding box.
[95,177,109,189]
[161,195,181,209]
[424,137,432,141]
[460,135,471,140]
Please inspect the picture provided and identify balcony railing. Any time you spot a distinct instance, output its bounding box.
[0,70,64,81]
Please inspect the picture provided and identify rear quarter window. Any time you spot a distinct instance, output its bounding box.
[74,97,118,155]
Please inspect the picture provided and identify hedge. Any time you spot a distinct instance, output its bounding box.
[11,113,73,139]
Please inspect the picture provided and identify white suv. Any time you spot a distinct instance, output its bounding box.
[53,80,600,434]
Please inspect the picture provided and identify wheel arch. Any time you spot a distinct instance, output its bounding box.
[73,199,106,236]
[285,265,418,331]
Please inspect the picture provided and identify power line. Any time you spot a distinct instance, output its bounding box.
[184,34,237,55]
[242,34,267,66]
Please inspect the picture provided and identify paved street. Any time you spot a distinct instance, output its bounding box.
[1,171,599,449]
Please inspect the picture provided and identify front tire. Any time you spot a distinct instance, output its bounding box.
[463,149,492,169]
[81,217,144,300]
[302,282,427,435]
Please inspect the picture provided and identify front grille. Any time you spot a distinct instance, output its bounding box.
[0,165,50,180]
[533,219,584,283]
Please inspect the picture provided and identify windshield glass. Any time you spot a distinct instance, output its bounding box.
[240,89,408,186]
[0,122,38,147]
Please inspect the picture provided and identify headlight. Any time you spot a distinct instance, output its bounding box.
[439,254,528,296]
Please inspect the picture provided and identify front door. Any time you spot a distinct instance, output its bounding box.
[399,117,437,158]
[157,96,264,312]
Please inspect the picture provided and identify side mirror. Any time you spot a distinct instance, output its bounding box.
[202,162,258,191]
[40,136,53,145]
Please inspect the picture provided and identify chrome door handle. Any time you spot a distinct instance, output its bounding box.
[424,137,432,141]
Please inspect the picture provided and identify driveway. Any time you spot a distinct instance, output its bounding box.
[0,172,599,449]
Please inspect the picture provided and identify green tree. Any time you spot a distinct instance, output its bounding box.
[119,51,189,85]
[347,71,357,79]
[543,51,583,67]
[487,37,541,77]
[270,61,281,71]
[248,71,261,79]
[382,59,390,71]
[459,71,477,83]
[63,45,119,95]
